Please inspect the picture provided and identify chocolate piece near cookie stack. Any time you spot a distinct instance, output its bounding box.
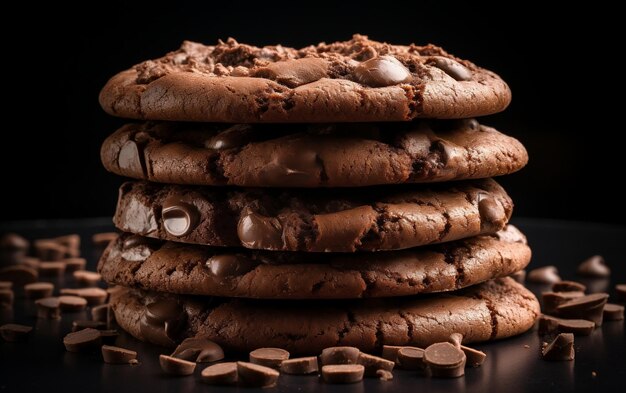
[98,35,538,356]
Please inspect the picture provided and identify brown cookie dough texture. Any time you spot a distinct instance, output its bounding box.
[101,119,527,187]
[113,178,513,252]
[98,226,531,299]
[108,277,539,354]
[99,35,511,122]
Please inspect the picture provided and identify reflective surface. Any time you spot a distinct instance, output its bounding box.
[0,218,624,392]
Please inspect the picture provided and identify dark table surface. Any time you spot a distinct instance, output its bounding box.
[0,217,624,393]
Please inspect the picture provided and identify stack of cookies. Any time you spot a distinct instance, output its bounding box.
[97,35,539,355]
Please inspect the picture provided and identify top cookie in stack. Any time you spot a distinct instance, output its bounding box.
[98,35,538,354]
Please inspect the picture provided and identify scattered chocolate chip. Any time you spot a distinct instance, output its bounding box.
[397,347,425,370]
[91,304,114,326]
[201,362,238,385]
[460,346,486,367]
[60,288,108,306]
[538,314,595,336]
[356,352,394,377]
[64,328,102,352]
[279,356,319,375]
[35,297,61,319]
[102,345,138,364]
[0,323,32,342]
[616,284,626,302]
[376,369,393,381]
[172,337,224,363]
[381,345,403,363]
[542,333,574,361]
[556,293,609,326]
[249,347,290,369]
[527,266,561,284]
[93,232,118,248]
[24,282,54,299]
[0,233,29,251]
[34,240,66,261]
[20,257,40,270]
[63,258,87,273]
[577,255,610,278]
[603,303,624,321]
[423,342,466,378]
[0,289,13,308]
[73,270,102,287]
[542,291,585,314]
[38,262,66,276]
[52,235,80,258]
[58,296,88,312]
[159,354,196,376]
[99,329,120,345]
[320,346,360,365]
[0,281,12,289]
[322,364,365,384]
[0,265,38,286]
[553,281,586,293]
[72,320,106,332]
[237,361,280,387]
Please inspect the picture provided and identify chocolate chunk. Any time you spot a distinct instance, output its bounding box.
[35,297,61,319]
[140,299,185,347]
[356,352,394,377]
[542,291,585,314]
[376,369,393,381]
[538,315,595,336]
[556,293,609,326]
[102,345,138,364]
[280,356,319,375]
[423,342,466,378]
[477,194,506,231]
[249,347,290,369]
[0,323,32,342]
[92,304,114,325]
[206,255,258,278]
[321,364,365,384]
[38,262,66,277]
[93,232,118,248]
[381,345,403,363]
[603,303,624,321]
[52,235,80,258]
[159,354,196,376]
[542,333,574,361]
[60,288,108,305]
[24,282,54,299]
[397,347,425,370]
[0,233,29,251]
[64,328,102,352]
[428,56,472,81]
[510,270,526,284]
[73,270,102,287]
[577,255,610,278]
[553,281,586,293]
[354,55,412,87]
[58,295,88,312]
[63,258,87,273]
[237,361,279,387]
[121,235,158,262]
[0,281,12,289]
[172,337,224,363]
[162,198,199,237]
[72,320,106,332]
[118,140,145,176]
[100,329,120,345]
[201,362,238,385]
[320,346,360,365]
[527,266,561,284]
[616,284,626,302]
[237,210,284,250]
[0,289,13,308]
[34,240,66,261]
[0,265,38,286]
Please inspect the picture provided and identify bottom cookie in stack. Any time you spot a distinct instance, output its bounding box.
[99,226,539,354]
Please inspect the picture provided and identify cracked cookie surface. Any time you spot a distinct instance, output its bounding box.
[113,178,512,252]
[99,35,511,122]
[109,277,539,354]
[101,119,527,187]
[98,226,530,299]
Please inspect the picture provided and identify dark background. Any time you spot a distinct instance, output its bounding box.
[2,1,623,223]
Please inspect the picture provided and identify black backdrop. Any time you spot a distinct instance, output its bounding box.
[2,1,623,223]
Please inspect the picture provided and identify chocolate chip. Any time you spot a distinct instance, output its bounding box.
[140,299,185,347]
[58,295,88,312]
[397,347,425,370]
[91,304,115,326]
[279,356,319,375]
[577,255,610,278]
[381,345,403,364]
[542,291,585,314]
[527,266,561,284]
[510,270,526,284]
[24,282,54,299]
[159,354,196,376]
[206,255,258,278]
[0,323,32,342]
[35,297,61,319]
[52,234,80,258]
[428,56,473,81]
[237,209,284,250]
[552,281,586,293]
[423,342,466,378]
[542,333,574,361]
[556,293,609,326]
[356,352,394,377]
[460,346,486,367]
[0,289,13,308]
[102,345,138,364]
[20,257,40,270]
[249,347,290,369]
[376,369,393,381]
[34,240,66,261]
[205,124,255,150]
[63,258,87,273]
[92,232,118,248]
[201,362,238,385]
[321,364,365,384]
[603,303,624,321]
[172,337,224,363]
[0,265,38,286]
[616,284,626,302]
[99,329,120,345]
[72,320,106,332]
[237,361,280,387]
[38,262,66,276]
[477,194,506,231]
[320,346,360,365]
[162,197,199,237]
[60,288,108,306]
[73,270,102,287]
[538,314,595,336]
[64,328,102,352]
[354,55,412,87]
[0,233,29,251]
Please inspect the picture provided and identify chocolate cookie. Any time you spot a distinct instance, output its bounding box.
[101,120,527,187]
[109,277,539,354]
[113,178,512,252]
[98,226,530,299]
[99,35,510,122]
